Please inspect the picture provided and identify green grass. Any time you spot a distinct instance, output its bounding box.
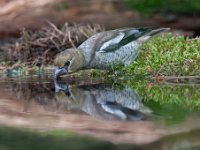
[124,34,200,77]
[125,0,200,15]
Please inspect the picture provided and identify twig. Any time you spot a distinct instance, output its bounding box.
[49,36,61,51]
[67,31,76,48]
[162,76,200,80]
[47,21,64,36]
[29,41,47,47]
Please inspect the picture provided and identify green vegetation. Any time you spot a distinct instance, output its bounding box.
[0,127,133,150]
[125,0,200,15]
[131,82,200,110]
[2,64,53,77]
[124,34,200,77]
[122,80,200,124]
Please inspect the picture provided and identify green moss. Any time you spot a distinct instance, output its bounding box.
[125,0,200,15]
[124,34,200,77]
[2,63,53,77]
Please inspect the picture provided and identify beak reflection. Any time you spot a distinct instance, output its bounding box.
[54,66,68,79]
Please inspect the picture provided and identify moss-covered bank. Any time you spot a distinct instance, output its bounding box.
[1,33,200,79]
[123,34,200,78]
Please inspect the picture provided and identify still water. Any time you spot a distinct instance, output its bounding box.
[0,75,200,150]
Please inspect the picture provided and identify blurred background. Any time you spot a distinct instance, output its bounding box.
[0,0,200,40]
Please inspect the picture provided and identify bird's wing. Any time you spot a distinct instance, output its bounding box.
[98,28,168,53]
[97,28,149,53]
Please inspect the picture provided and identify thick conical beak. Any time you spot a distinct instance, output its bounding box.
[54,66,68,79]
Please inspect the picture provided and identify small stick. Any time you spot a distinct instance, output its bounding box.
[47,21,64,36]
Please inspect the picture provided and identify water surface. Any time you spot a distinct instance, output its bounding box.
[0,75,200,150]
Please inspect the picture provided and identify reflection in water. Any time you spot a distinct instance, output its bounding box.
[54,80,152,121]
[0,127,125,150]
[1,76,200,149]
[0,77,152,121]
[136,129,200,150]
[1,126,200,150]
[0,77,163,145]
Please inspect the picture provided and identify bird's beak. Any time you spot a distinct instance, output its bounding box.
[54,66,68,79]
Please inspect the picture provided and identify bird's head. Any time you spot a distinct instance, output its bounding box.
[54,48,85,79]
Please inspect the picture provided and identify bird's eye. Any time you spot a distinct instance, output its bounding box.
[64,61,70,67]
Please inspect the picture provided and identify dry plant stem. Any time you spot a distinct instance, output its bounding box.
[187,37,200,42]
[47,21,64,36]
[150,76,200,84]
[150,76,200,80]
[161,76,200,79]
[9,22,104,67]
[162,82,200,86]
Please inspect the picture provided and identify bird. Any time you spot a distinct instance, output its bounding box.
[54,27,169,78]
[54,80,152,121]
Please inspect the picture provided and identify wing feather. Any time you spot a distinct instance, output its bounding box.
[98,28,160,53]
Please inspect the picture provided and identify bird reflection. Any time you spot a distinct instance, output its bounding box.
[54,80,152,121]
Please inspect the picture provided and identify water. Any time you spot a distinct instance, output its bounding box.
[0,75,200,150]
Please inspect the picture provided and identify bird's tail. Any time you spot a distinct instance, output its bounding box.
[147,28,170,36]
[138,27,170,42]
